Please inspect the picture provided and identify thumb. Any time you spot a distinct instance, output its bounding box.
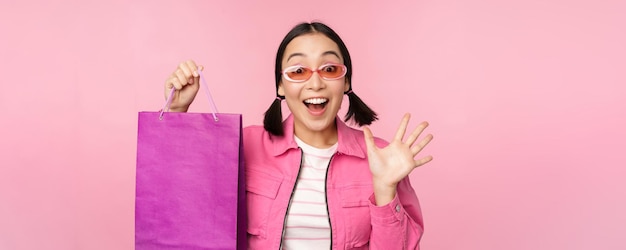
[363,127,377,152]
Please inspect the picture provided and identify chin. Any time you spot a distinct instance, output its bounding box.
[294,113,333,132]
[306,116,337,131]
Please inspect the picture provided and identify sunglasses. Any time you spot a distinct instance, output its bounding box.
[281,63,347,83]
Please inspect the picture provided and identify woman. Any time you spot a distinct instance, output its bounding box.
[164,22,433,249]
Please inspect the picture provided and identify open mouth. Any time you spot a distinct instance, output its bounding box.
[303,98,328,112]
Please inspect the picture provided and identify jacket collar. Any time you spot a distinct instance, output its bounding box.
[272,114,366,159]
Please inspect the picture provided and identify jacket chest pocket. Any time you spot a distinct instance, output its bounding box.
[339,184,373,248]
[246,169,282,239]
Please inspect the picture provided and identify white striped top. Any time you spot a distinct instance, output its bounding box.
[281,136,337,250]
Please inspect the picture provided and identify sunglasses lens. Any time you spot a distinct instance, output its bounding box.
[319,64,345,79]
[283,64,346,82]
[284,66,312,81]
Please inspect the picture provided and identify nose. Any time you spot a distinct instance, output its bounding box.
[306,70,325,91]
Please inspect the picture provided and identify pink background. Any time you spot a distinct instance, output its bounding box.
[1,0,625,249]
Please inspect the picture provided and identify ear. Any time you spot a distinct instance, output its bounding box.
[344,79,350,92]
[277,81,285,96]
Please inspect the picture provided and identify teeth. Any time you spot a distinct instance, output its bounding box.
[304,98,328,104]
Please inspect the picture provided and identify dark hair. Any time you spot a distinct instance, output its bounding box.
[263,22,378,136]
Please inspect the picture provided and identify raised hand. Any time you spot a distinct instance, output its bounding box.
[164,60,203,112]
[363,113,434,205]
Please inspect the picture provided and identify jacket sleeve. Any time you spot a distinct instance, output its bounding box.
[368,177,424,249]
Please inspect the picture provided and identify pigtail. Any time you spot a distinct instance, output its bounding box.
[263,97,285,136]
[344,90,378,126]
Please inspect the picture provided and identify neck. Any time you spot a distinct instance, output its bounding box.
[293,122,338,149]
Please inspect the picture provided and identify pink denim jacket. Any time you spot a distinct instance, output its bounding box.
[243,115,424,249]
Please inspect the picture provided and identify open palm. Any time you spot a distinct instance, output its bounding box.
[364,113,434,188]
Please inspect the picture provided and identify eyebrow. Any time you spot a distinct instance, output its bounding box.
[286,51,342,62]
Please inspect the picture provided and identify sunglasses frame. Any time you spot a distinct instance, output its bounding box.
[281,63,347,83]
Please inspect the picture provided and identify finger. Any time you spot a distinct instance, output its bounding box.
[414,155,433,168]
[411,134,433,155]
[178,63,194,84]
[174,69,188,88]
[191,63,205,85]
[165,76,176,90]
[185,60,199,77]
[393,113,411,142]
[406,121,429,146]
[196,65,204,82]
[362,127,377,152]
[165,77,177,100]
[170,77,183,90]
[189,64,203,85]
[166,75,183,89]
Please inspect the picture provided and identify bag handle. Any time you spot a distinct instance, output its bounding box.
[160,69,220,122]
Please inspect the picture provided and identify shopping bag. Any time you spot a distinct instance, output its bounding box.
[135,72,246,250]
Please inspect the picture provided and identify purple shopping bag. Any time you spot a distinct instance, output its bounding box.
[135,73,246,250]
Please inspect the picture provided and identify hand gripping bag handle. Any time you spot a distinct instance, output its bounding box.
[160,69,219,121]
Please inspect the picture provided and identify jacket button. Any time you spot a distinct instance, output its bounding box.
[395,204,401,212]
